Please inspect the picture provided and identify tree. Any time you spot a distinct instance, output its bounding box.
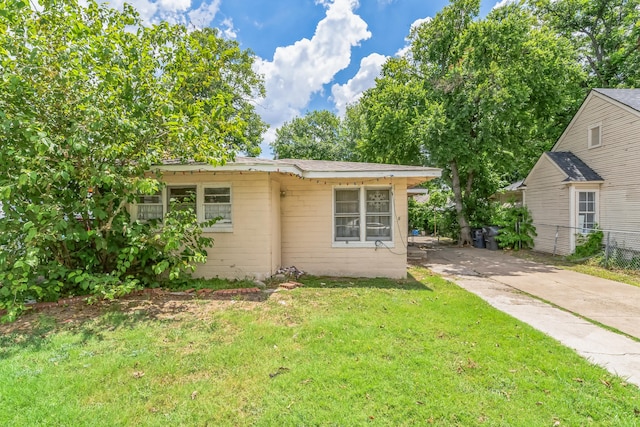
[271,110,358,161]
[532,0,640,88]
[0,0,266,319]
[356,0,584,245]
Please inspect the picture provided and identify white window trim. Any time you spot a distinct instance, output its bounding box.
[588,122,602,149]
[569,186,599,251]
[332,186,395,248]
[201,183,233,232]
[133,183,233,233]
[134,188,166,222]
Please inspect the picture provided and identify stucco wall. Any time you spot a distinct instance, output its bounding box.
[279,176,409,279]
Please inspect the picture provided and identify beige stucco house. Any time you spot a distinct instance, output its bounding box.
[524,89,640,255]
[131,158,441,279]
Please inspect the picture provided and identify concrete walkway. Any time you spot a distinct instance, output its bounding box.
[412,238,640,387]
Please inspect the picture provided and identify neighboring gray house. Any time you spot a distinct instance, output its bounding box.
[524,88,640,255]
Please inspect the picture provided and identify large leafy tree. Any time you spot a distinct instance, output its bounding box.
[0,0,266,317]
[271,110,357,161]
[532,0,640,88]
[357,0,584,245]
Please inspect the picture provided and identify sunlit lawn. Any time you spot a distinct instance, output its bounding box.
[1,266,639,426]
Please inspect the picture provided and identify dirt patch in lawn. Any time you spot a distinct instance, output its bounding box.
[0,288,271,335]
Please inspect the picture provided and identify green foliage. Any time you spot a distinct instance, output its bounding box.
[354,0,584,245]
[271,110,358,161]
[0,0,266,320]
[572,229,604,259]
[532,0,640,88]
[408,198,430,232]
[494,206,538,250]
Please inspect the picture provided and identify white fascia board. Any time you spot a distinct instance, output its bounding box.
[300,170,441,179]
[154,163,303,176]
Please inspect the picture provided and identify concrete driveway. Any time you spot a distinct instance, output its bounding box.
[412,238,640,387]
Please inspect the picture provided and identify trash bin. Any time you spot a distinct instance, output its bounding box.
[472,228,485,249]
[483,226,500,250]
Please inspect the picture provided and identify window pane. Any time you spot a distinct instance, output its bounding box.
[366,215,391,241]
[335,217,360,240]
[138,194,161,204]
[205,204,231,222]
[204,187,230,203]
[590,126,600,147]
[138,204,163,220]
[335,189,359,214]
[168,187,196,212]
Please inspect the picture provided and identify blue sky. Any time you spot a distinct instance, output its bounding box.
[105,0,506,155]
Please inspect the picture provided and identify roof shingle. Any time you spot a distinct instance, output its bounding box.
[545,152,604,182]
[593,88,640,112]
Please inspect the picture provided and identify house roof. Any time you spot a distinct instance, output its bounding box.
[545,152,604,182]
[157,157,441,185]
[503,179,526,191]
[593,88,640,112]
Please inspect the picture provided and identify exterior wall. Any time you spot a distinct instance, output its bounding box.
[524,157,572,255]
[557,94,640,233]
[161,171,275,280]
[269,179,281,274]
[279,176,409,279]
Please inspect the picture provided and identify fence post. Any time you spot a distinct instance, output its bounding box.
[553,226,559,256]
[604,231,610,268]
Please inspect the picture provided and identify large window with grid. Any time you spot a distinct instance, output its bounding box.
[578,191,596,233]
[334,187,392,244]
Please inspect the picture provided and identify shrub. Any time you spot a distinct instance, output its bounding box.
[494,205,537,250]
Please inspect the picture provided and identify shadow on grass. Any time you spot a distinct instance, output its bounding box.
[0,272,433,357]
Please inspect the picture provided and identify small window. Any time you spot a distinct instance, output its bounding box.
[578,191,596,233]
[588,124,601,148]
[204,187,232,224]
[137,192,163,220]
[168,186,197,213]
[366,189,391,241]
[335,189,360,241]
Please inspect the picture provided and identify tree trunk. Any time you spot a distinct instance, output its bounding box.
[450,160,472,246]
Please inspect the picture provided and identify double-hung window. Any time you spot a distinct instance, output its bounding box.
[578,191,596,233]
[204,186,232,224]
[137,192,163,221]
[334,187,392,245]
[135,184,232,231]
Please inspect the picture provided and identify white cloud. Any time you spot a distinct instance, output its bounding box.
[188,0,222,28]
[220,18,237,39]
[330,53,386,116]
[396,16,432,57]
[254,0,371,137]
[157,0,191,12]
[493,0,516,9]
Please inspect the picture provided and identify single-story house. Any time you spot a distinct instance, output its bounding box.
[132,158,441,279]
[491,179,526,206]
[523,88,640,255]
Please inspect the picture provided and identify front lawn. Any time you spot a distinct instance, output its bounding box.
[1,267,638,426]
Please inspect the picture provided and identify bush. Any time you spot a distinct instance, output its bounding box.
[494,205,537,250]
[571,228,604,259]
[0,199,216,322]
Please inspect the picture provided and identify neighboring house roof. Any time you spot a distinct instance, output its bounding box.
[545,151,604,182]
[503,179,526,191]
[592,88,640,112]
[157,157,441,185]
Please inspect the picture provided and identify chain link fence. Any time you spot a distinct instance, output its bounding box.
[533,223,640,271]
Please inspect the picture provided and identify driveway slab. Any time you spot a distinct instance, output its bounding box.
[418,241,640,387]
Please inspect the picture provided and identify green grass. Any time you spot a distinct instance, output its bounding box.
[1,267,639,426]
